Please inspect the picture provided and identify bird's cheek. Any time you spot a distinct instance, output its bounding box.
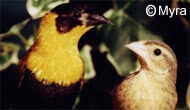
[136,51,150,69]
[149,61,170,75]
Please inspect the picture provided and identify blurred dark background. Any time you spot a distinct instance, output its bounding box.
[0,0,189,109]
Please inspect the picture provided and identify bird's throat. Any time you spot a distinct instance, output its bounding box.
[26,13,92,86]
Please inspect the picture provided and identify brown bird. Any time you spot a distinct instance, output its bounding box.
[113,40,178,110]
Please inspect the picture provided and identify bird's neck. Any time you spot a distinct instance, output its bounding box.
[37,25,91,52]
[139,69,176,88]
[37,12,92,48]
[131,70,177,102]
[26,13,92,86]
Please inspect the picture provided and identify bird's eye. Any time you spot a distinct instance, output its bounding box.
[154,48,161,56]
[73,11,81,18]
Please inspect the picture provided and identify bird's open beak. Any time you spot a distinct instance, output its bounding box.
[126,41,148,67]
[87,14,112,26]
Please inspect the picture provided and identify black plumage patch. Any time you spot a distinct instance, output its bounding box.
[55,15,82,33]
[51,3,87,33]
[51,2,95,33]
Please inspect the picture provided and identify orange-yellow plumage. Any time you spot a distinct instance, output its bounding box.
[26,12,92,86]
[18,3,111,105]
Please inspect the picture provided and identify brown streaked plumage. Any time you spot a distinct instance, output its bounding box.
[113,40,178,110]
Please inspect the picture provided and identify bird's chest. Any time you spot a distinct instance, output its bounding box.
[117,72,176,110]
[26,45,84,86]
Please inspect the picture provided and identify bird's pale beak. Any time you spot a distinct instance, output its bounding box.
[126,41,148,67]
[87,14,112,26]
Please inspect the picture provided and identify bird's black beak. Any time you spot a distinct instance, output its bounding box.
[87,14,112,26]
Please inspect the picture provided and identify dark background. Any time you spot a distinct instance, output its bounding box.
[0,0,189,109]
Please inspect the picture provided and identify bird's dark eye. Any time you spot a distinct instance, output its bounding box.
[73,11,81,18]
[154,48,161,56]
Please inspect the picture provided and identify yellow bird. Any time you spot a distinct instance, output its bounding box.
[18,2,111,107]
[113,40,178,110]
